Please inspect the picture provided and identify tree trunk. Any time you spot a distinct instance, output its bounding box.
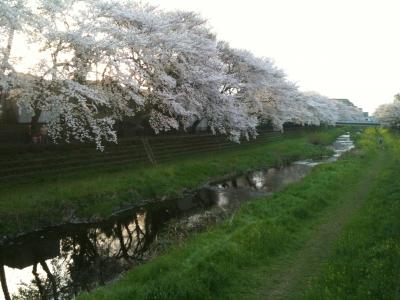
[32,263,46,300]
[30,109,42,142]
[0,27,15,76]
[0,89,7,123]
[40,260,58,300]
[0,264,11,300]
[0,26,15,125]
[115,223,131,261]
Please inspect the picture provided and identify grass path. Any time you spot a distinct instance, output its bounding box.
[254,150,386,299]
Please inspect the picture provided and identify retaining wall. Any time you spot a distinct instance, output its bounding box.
[0,126,315,181]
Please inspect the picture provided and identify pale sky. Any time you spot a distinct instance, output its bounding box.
[146,0,400,114]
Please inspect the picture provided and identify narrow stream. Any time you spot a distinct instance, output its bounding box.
[0,133,354,300]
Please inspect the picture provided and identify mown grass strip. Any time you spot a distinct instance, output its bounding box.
[78,129,375,300]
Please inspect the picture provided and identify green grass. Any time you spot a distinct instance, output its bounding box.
[0,128,344,237]
[78,128,381,300]
[301,129,400,299]
[307,131,337,145]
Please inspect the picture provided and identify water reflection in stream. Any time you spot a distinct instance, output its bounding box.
[0,133,354,300]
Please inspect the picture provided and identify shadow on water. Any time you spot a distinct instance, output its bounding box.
[0,133,354,300]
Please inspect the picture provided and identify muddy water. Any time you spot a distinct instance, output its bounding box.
[0,133,354,300]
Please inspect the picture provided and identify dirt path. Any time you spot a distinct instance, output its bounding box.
[254,153,385,300]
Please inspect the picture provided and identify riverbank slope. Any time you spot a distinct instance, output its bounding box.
[79,128,400,300]
[0,128,342,238]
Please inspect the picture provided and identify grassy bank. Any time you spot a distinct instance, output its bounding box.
[301,129,400,299]
[0,128,343,237]
[78,129,383,300]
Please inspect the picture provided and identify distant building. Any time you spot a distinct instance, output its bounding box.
[362,112,376,122]
[330,98,380,124]
[331,98,356,107]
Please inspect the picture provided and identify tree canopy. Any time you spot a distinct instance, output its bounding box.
[0,0,365,149]
[374,94,400,127]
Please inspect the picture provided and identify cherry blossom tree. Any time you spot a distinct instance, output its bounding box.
[1,0,367,149]
[374,95,400,127]
[218,42,302,130]
[15,0,124,148]
[217,43,363,129]
[0,0,29,77]
[88,1,258,141]
[300,92,339,125]
[0,0,33,122]
[331,99,365,122]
